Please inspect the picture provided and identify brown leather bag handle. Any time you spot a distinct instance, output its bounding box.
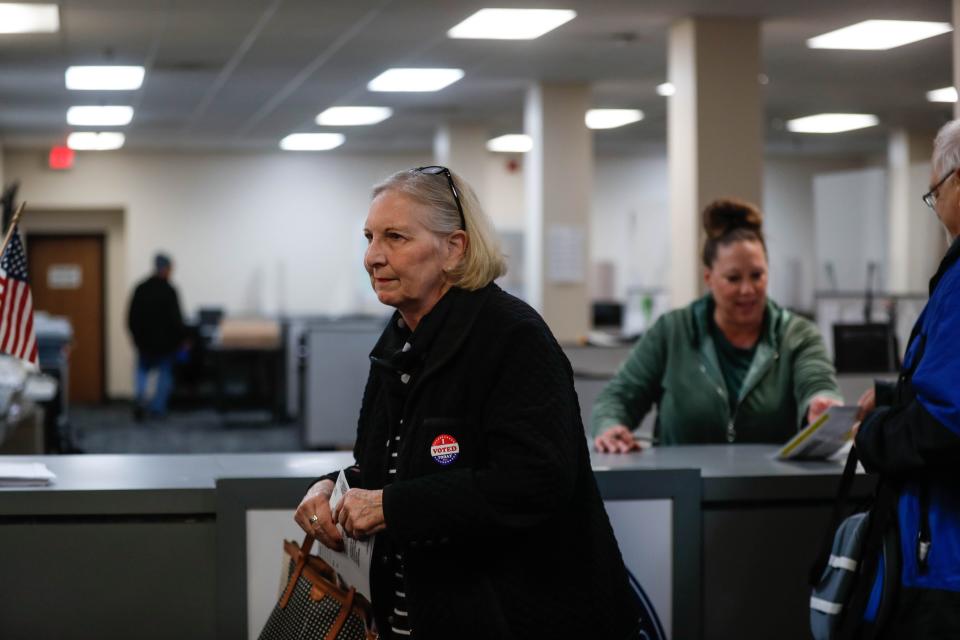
[325,587,356,640]
[279,535,315,609]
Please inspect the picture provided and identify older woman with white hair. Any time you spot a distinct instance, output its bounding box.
[294,166,642,640]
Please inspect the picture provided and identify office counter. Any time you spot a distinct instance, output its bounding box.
[0,447,873,640]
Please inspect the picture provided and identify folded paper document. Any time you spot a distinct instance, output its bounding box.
[0,462,56,486]
[777,406,860,461]
[312,470,373,599]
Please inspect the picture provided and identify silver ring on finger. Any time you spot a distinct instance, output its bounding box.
[309,514,319,525]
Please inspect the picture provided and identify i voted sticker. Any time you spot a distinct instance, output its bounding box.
[430,434,460,465]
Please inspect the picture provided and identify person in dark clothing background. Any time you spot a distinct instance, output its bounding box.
[127,252,185,420]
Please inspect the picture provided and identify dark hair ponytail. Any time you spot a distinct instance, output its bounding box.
[701,198,766,267]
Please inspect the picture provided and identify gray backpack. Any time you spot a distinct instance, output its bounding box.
[809,449,899,640]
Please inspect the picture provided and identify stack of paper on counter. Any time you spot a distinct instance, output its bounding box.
[777,406,861,461]
[313,470,373,600]
[0,462,56,486]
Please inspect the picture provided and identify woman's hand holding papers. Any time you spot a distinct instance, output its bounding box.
[334,489,386,540]
[295,479,344,551]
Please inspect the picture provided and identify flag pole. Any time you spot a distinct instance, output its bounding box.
[0,201,26,261]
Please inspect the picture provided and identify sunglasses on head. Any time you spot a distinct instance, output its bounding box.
[413,165,466,231]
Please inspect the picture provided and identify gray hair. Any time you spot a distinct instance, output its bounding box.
[371,168,508,290]
[933,120,960,178]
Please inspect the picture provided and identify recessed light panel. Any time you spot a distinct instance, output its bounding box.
[585,109,644,130]
[66,106,134,126]
[927,87,958,103]
[67,132,125,151]
[367,68,464,92]
[807,20,952,50]
[66,66,145,91]
[280,133,345,151]
[448,9,576,40]
[656,82,675,97]
[486,134,532,153]
[786,113,879,134]
[0,3,59,34]
[316,106,393,126]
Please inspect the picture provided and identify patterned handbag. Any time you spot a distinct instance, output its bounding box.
[258,535,377,640]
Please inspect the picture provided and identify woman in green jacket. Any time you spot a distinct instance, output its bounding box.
[593,199,842,452]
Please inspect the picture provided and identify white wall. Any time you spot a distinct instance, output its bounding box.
[5,150,433,396]
[589,152,875,311]
[814,168,889,292]
[763,156,878,311]
[592,153,670,300]
[3,147,875,396]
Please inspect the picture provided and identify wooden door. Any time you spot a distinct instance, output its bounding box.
[26,235,105,404]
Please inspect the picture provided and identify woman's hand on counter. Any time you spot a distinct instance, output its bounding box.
[806,395,843,426]
[295,479,344,551]
[334,488,386,539]
[594,425,643,454]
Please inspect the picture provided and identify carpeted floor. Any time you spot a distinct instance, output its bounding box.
[66,403,302,454]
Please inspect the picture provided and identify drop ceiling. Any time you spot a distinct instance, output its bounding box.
[0,0,954,155]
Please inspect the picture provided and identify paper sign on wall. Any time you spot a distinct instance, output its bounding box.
[547,225,585,284]
[47,264,82,290]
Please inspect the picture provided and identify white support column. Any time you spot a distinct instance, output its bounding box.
[667,17,763,308]
[887,129,944,292]
[524,83,592,342]
[433,123,488,201]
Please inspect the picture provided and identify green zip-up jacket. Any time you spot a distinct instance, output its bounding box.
[591,295,842,445]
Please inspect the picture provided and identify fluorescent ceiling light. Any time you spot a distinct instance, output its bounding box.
[486,134,532,153]
[67,132,125,151]
[927,87,958,103]
[316,106,393,126]
[807,20,952,50]
[786,113,879,134]
[66,66,145,91]
[656,82,675,97]
[448,8,576,40]
[66,106,134,126]
[0,3,59,34]
[586,109,644,130]
[280,133,345,151]
[368,68,464,92]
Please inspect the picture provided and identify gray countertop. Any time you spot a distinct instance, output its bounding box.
[0,445,862,514]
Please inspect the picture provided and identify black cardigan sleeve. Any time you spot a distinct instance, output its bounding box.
[381,319,581,545]
[856,401,960,474]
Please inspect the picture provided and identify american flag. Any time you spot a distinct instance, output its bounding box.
[0,228,38,365]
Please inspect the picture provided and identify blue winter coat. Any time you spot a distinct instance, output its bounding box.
[856,236,960,636]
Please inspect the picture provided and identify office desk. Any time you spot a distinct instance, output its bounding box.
[208,345,285,418]
[0,446,872,640]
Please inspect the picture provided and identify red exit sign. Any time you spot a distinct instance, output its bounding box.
[48,146,75,170]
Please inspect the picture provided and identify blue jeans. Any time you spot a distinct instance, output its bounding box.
[135,354,175,415]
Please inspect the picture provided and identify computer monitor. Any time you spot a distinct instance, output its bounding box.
[832,323,899,373]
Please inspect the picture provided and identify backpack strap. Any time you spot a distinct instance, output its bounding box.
[809,446,861,586]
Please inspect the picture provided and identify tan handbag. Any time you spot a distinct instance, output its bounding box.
[258,535,377,640]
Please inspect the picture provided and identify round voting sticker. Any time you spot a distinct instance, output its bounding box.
[430,434,459,465]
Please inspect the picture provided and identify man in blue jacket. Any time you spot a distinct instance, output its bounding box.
[855,119,960,638]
